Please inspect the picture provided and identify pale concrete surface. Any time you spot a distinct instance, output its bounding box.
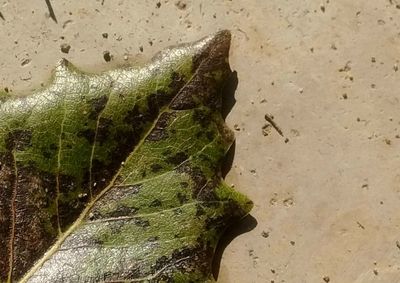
[1,0,400,282]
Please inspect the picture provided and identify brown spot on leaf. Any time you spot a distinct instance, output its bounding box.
[177,192,188,204]
[146,112,176,141]
[166,151,188,165]
[150,164,163,173]
[149,199,162,207]
[176,163,207,198]
[5,129,32,151]
[88,95,108,120]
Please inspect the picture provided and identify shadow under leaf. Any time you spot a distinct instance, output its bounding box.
[221,70,238,178]
[214,69,256,280]
[212,214,258,280]
[221,70,238,120]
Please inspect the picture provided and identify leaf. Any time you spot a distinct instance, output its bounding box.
[0,30,253,283]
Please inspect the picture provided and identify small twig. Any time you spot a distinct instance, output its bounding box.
[356,221,365,230]
[264,113,284,137]
[0,11,5,21]
[45,0,58,23]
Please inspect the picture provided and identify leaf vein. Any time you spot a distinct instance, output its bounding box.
[86,200,227,225]
[88,76,113,200]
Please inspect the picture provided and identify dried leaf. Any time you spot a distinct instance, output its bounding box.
[0,30,253,282]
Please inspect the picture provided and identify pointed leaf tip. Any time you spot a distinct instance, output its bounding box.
[169,30,233,111]
[203,29,232,47]
[53,58,76,77]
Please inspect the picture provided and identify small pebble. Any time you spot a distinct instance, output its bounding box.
[60,43,71,54]
[175,0,187,10]
[377,19,385,25]
[262,124,272,136]
[21,58,31,67]
[103,51,112,62]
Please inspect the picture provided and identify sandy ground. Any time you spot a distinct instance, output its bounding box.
[1,0,400,282]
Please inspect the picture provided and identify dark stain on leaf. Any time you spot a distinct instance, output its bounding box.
[146,112,176,141]
[58,174,86,230]
[196,204,206,217]
[193,108,212,128]
[168,71,185,92]
[166,151,188,165]
[77,128,96,144]
[0,154,16,278]
[180,181,189,188]
[12,166,58,280]
[176,192,188,204]
[124,105,151,126]
[41,143,58,159]
[88,184,142,220]
[197,179,219,202]
[134,217,150,228]
[176,163,207,198]
[88,95,108,120]
[124,267,144,280]
[95,117,113,145]
[150,163,163,173]
[149,199,162,207]
[5,129,32,151]
[110,205,138,218]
